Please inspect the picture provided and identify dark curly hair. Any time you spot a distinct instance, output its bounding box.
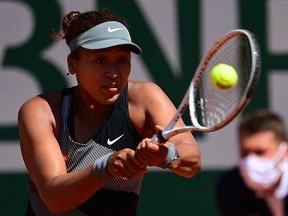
[52,9,129,46]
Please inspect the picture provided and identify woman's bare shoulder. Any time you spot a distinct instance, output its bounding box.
[127,80,175,137]
[20,90,62,112]
[128,80,165,101]
[18,90,63,133]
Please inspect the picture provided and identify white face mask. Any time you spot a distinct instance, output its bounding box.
[240,143,287,189]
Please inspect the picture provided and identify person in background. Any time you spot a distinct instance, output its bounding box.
[18,9,201,216]
[216,109,288,216]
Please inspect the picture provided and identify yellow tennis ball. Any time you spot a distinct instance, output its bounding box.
[211,63,238,90]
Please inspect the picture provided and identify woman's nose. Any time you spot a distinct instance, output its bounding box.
[104,65,119,78]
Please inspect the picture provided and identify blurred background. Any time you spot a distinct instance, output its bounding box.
[1,0,288,215]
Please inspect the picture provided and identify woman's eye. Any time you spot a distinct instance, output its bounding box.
[96,58,106,64]
[118,57,130,64]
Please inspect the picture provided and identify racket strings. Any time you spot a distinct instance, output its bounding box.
[193,34,254,128]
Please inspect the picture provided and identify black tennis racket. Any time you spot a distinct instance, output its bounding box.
[152,29,261,143]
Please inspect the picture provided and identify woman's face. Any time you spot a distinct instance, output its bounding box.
[69,45,131,106]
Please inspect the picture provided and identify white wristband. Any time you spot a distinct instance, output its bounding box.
[92,153,113,182]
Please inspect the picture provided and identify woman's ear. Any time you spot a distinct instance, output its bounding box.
[67,55,76,74]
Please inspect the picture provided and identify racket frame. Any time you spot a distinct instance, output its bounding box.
[152,29,261,144]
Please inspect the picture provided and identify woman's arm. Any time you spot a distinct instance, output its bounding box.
[18,96,106,212]
[129,81,201,178]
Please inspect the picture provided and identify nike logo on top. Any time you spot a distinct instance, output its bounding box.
[107,26,123,33]
[107,134,124,145]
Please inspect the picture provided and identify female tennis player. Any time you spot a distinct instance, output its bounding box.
[18,9,201,215]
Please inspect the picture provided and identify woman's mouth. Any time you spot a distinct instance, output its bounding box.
[104,83,119,93]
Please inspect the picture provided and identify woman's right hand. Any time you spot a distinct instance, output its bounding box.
[106,148,147,179]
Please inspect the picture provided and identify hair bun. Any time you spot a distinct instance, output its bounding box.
[62,11,81,33]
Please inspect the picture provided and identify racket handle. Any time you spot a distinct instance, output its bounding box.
[151,131,167,144]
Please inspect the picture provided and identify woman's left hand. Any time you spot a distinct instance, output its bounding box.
[135,138,168,167]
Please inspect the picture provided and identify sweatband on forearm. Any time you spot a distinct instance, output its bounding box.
[92,153,113,182]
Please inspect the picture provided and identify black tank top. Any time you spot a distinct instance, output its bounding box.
[26,85,144,216]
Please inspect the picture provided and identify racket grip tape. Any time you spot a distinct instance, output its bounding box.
[151,131,167,144]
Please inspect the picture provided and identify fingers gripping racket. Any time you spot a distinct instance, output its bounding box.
[152,29,261,144]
